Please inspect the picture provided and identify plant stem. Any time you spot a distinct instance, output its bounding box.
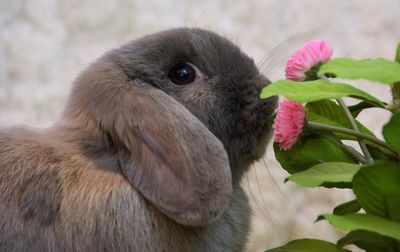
[320,75,374,164]
[342,144,367,164]
[336,98,374,165]
[307,121,396,155]
[319,132,367,164]
[389,81,400,113]
[332,138,368,164]
[342,144,368,164]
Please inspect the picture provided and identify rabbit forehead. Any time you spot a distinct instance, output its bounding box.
[117,28,258,80]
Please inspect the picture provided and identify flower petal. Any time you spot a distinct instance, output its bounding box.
[285,40,333,81]
[273,100,306,150]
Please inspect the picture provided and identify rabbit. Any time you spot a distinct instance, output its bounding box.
[0,27,277,252]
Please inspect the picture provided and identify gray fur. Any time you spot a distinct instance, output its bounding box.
[0,28,277,251]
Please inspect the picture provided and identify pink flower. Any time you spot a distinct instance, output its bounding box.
[273,100,306,151]
[285,40,333,81]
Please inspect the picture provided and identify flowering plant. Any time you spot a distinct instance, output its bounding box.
[261,41,400,252]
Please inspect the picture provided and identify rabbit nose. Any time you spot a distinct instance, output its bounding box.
[259,75,271,88]
[260,94,278,120]
[236,76,277,135]
[257,75,278,119]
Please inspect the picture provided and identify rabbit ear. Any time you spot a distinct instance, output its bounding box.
[114,80,232,226]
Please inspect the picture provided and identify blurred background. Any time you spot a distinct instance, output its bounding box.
[0,0,399,251]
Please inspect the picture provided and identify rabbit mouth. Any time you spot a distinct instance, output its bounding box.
[216,93,277,182]
[239,97,277,159]
[254,94,278,152]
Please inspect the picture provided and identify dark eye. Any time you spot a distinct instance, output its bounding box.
[168,63,196,85]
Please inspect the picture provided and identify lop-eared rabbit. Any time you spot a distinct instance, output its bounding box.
[0,28,277,252]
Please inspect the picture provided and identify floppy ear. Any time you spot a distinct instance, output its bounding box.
[113,80,232,226]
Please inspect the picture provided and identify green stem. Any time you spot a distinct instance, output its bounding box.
[342,145,368,164]
[320,75,374,164]
[395,42,400,63]
[336,98,374,165]
[307,121,396,155]
[391,43,400,111]
[318,132,367,164]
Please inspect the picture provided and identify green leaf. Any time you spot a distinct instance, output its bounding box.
[306,100,375,138]
[260,79,384,107]
[352,161,400,223]
[306,100,348,129]
[337,230,395,252]
[287,162,361,188]
[319,58,400,85]
[306,100,388,154]
[265,239,349,252]
[274,135,356,174]
[319,214,400,241]
[333,200,361,215]
[383,112,400,153]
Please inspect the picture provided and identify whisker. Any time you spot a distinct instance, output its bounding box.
[257,38,290,69]
[258,27,324,77]
[252,165,283,232]
[262,156,295,209]
[194,0,218,27]
[182,0,193,27]
[261,150,319,237]
[244,171,281,239]
[251,164,287,238]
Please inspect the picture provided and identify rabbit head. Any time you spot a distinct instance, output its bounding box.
[60,28,277,226]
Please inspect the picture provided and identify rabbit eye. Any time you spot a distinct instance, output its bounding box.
[168,63,196,85]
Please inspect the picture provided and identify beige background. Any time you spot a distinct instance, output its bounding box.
[1,0,399,251]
